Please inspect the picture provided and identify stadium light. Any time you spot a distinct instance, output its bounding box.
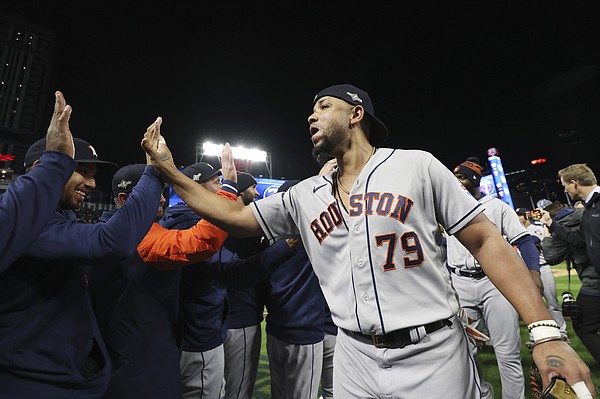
[198,141,272,178]
[202,142,267,162]
[530,158,547,165]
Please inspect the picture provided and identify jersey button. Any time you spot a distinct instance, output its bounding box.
[354,225,360,232]
[358,258,364,266]
[362,293,369,301]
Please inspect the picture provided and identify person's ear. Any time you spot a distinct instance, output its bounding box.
[117,192,129,204]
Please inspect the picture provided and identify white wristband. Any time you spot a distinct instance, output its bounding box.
[571,381,593,398]
[531,326,562,342]
[527,319,559,332]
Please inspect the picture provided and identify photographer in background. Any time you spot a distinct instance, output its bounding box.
[541,200,600,368]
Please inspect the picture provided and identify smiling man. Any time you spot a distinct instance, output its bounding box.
[0,116,171,399]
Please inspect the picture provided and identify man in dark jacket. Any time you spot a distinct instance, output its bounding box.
[0,91,75,271]
[265,179,327,399]
[221,172,266,399]
[88,162,238,399]
[161,165,298,399]
[540,163,600,277]
[542,201,600,368]
[0,116,166,398]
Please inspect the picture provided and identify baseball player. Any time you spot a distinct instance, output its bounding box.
[143,84,595,399]
[516,206,569,340]
[446,158,543,399]
[265,180,325,399]
[221,172,266,399]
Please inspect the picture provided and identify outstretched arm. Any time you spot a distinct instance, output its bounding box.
[456,213,595,397]
[0,91,76,271]
[141,128,263,238]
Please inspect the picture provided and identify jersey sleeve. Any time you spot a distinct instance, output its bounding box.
[499,203,529,244]
[426,154,483,235]
[138,190,237,269]
[251,189,301,246]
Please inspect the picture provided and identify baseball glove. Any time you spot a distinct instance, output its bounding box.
[530,361,578,399]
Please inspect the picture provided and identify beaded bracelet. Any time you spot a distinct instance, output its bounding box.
[531,335,567,348]
[527,320,559,332]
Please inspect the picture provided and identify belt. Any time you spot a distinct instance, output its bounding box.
[447,266,486,279]
[343,319,452,349]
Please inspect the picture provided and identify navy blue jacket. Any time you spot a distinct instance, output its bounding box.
[161,203,295,352]
[89,210,184,399]
[0,151,75,272]
[265,247,327,345]
[224,236,269,329]
[0,166,162,398]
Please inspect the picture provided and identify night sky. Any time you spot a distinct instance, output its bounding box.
[4,2,600,180]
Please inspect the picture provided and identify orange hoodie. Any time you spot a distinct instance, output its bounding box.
[137,190,237,270]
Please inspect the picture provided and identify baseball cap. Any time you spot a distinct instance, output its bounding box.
[453,157,483,186]
[237,172,257,193]
[313,84,389,147]
[182,162,221,183]
[24,137,117,171]
[277,179,300,193]
[111,164,147,195]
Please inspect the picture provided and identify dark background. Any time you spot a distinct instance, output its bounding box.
[3,1,600,182]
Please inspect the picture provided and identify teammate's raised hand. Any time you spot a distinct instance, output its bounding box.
[319,158,337,176]
[219,143,237,183]
[45,91,74,159]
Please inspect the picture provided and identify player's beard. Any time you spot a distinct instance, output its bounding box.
[311,121,346,166]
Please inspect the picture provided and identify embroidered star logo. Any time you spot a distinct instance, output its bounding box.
[192,173,202,182]
[346,91,363,103]
[117,179,131,189]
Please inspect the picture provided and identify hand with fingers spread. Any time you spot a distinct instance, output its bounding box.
[45,91,75,159]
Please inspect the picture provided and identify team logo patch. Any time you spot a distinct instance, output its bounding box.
[346,91,363,103]
[192,173,202,182]
[117,179,131,189]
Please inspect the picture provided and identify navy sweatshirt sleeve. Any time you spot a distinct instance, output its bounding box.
[206,240,296,289]
[0,151,76,272]
[24,166,162,260]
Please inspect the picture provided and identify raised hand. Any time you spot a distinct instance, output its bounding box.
[319,158,337,176]
[141,117,180,175]
[45,91,74,159]
[219,143,237,183]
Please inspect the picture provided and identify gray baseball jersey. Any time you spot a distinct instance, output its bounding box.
[251,148,483,334]
[446,194,529,270]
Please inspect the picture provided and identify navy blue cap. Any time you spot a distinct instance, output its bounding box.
[182,162,221,183]
[313,84,389,147]
[112,164,147,195]
[24,137,117,171]
[237,172,257,193]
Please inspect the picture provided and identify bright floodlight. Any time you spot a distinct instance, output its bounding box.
[202,142,267,162]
